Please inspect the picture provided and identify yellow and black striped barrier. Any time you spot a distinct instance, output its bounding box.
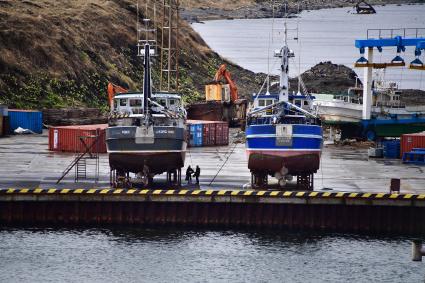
[110,113,130,119]
[1,188,425,200]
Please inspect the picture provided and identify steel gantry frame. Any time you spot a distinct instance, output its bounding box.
[354,28,425,119]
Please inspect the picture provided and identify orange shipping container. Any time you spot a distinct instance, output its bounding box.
[400,132,425,157]
[48,124,108,153]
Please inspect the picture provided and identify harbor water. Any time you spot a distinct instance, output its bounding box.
[192,4,425,90]
[0,227,424,282]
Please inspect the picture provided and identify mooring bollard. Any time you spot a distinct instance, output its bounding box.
[390,178,400,194]
[412,240,425,261]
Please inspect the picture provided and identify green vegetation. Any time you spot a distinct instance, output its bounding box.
[0,73,109,110]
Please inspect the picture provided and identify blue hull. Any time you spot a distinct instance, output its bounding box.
[246,124,323,174]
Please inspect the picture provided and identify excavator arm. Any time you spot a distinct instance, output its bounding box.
[107,82,128,108]
[214,64,238,102]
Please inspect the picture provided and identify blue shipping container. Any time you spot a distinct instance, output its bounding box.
[383,139,400,159]
[189,124,203,147]
[8,110,43,134]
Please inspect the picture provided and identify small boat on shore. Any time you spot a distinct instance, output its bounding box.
[314,74,425,140]
[245,25,323,190]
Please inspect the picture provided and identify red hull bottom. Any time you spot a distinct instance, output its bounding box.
[247,150,320,175]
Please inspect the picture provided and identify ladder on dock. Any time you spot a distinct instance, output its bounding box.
[56,130,101,184]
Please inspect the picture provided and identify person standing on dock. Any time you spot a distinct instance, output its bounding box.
[185,166,194,184]
[194,166,201,185]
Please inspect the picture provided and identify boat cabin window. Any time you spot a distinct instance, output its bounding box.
[130,99,143,114]
[119,99,127,107]
[169,99,176,106]
[304,101,309,106]
[130,99,142,107]
[259,99,274,107]
[294,99,301,106]
[158,99,167,107]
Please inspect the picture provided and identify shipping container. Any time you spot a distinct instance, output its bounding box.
[8,109,43,134]
[215,121,229,146]
[202,122,216,146]
[48,124,108,153]
[401,132,425,157]
[188,123,203,147]
[383,139,400,159]
[187,120,229,147]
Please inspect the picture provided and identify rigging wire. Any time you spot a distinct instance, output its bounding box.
[420,54,424,90]
[208,142,238,186]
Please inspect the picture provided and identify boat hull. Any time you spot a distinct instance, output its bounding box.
[246,124,322,175]
[106,125,187,175]
[247,150,320,175]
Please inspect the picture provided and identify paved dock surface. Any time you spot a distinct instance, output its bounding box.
[0,131,424,193]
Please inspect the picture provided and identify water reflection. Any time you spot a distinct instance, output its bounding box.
[0,227,424,282]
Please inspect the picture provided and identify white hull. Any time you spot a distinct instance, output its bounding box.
[314,99,425,123]
[314,100,362,123]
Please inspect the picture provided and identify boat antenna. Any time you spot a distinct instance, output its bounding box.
[266,0,276,95]
[266,32,271,95]
[296,3,301,95]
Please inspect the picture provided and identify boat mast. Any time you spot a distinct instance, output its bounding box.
[143,44,152,115]
[137,1,156,114]
[278,22,290,102]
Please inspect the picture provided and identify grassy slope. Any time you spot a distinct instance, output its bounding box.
[0,0,261,109]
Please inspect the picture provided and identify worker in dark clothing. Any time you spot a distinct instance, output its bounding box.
[194,166,201,185]
[185,166,194,184]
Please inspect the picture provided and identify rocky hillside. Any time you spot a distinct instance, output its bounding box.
[0,0,263,109]
[1,1,418,110]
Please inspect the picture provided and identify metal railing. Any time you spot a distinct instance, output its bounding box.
[367,28,425,39]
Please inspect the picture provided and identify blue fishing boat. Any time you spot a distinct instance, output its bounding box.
[246,25,323,190]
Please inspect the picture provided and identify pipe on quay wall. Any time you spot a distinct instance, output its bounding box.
[412,241,425,261]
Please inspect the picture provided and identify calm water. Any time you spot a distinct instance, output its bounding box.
[192,4,425,90]
[0,227,424,282]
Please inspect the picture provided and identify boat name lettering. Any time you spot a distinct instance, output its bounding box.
[121,130,131,135]
[156,129,175,134]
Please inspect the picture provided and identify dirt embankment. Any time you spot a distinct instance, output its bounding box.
[180,0,422,22]
[0,0,262,109]
[290,61,359,94]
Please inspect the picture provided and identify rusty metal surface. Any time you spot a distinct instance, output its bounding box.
[1,188,425,234]
[0,200,424,234]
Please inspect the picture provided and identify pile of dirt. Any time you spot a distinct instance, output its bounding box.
[290,61,360,94]
[400,89,425,106]
[0,0,262,109]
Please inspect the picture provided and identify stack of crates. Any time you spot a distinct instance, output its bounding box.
[383,139,400,159]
